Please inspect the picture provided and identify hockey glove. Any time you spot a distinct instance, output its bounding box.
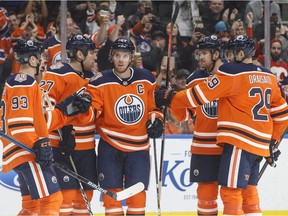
[58,125,76,156]
[265,139,281,167]
[154,86,176,109]
[33,138,53,167]
[55,92,92,117]
[146,118,163,138]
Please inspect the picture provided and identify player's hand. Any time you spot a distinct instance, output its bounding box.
[33,138,53,167]
[265,140,281,167]
[154,86,176,109]
[58,125,76,156]
[55,92,92,116]
[146,118,163,138]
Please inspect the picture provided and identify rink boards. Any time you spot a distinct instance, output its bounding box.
[0,135,288,215]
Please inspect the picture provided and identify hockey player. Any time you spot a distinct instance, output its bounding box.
[0,39,91,215]
[40,34,97,215]
[86,37,164,215]
[155,35,288,216]
[169,35,223,215]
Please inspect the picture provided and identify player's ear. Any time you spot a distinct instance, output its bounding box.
[76,50,85,61]
[212,50,220,60]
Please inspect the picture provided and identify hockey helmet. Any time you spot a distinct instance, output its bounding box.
[110,37,135,55]
[226,35,255,57]
[13,39,43,64]
[196,35,221,51]
[66,34,96,59]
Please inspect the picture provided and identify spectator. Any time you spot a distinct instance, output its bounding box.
[258,38,288,83]
[141,30,166,72]
[67,1,97,33]
[214,21,229,42]
[279,24,288,62]
[0,7,9,75]
[24,0,48,26]
[10,13,46,74]
[86,3,113,35]
[230,12,253,39]
[175,68,190,91]
[126,0,160,29]
[201,0,225,35]
[165,22,199,71]
[173,0,200,42]
[245,0,281,30]
[2,11,20,74]
[96,14,126,71]
[42,12,74,67]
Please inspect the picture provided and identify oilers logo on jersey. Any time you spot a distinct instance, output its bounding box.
[115,94,144,125]
[201,100,218,119]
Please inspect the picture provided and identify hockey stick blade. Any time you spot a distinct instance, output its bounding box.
[0,131,144,201]
[114,182,145,201]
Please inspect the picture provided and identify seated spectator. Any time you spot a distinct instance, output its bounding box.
[165,68,194,135]
[174,68,191,91]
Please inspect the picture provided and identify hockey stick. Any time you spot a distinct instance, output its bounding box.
[149,114,161,215]
[158,1,179,200]
[0,131,145,201]
[43,91,93,215]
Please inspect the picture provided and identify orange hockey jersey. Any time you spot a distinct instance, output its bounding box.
[170,69,222,155]
[42,35,62,67]
[87,67,163,152]
[170,62,288,157]
[1,73,67,173]
[40,62,96,150]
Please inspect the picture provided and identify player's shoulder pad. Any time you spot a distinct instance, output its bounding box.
[6,73,36,86]
[47,62,71,75]
[89,69,113,85]
[219,62,273,75]
[187,69,208,83]
[132,68,155,83]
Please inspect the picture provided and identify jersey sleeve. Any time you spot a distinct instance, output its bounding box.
[171,73,235,108]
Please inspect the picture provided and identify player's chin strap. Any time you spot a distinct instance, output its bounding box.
[28,55,41,76]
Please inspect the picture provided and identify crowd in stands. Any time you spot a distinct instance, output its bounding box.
[1,0,288,134]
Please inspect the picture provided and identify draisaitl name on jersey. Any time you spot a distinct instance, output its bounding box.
[249,75,272,84]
